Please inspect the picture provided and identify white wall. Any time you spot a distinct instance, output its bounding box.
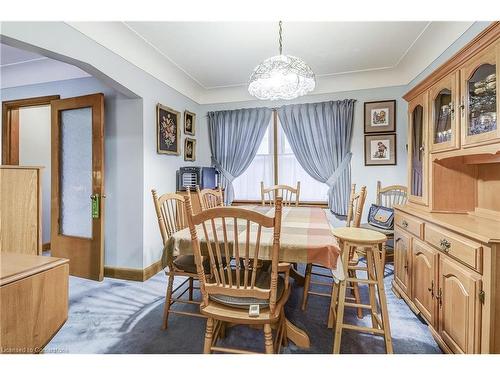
[201,85,408,223]
[18,105,51,244]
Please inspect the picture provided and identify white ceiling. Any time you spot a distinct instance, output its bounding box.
[1,43,90,89]
[1,43,46,65]
[124,21,430,89]
[66,21,473,103]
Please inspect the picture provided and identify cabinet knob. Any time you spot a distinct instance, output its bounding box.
[440,238,451,252]
[401,220,409,228]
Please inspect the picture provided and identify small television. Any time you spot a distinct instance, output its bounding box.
[176,167,219,191]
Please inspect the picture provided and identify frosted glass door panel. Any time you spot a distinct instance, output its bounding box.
[60,107,93,238]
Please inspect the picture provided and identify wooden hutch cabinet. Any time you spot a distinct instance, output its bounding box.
[394,22,500,354]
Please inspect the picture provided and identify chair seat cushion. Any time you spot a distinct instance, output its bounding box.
[209,271,285,310]
[360,222,394,236]
[173,255,210,274]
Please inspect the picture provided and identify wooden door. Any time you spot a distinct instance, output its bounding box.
[51,94,105,281]
[412,239,437,326]
[460,41,500,147]
[394,229,412,297]
[438,256,481,354]
[407,92,429,206]
[429,71,460,153]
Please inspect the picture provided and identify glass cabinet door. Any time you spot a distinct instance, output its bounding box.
[461,43,500,146]
[430,72,460,152]
[408,93,428,206]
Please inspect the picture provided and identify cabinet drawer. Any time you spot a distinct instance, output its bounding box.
[425,224,483,272]
[395,212,424,239]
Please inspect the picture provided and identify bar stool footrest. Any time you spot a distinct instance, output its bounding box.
[341,324,385,335]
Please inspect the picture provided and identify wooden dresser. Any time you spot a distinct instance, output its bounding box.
[0,253,69,353]
[394,22,500,353]
[0,165,43,255]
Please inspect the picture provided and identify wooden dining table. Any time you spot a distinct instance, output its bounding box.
[162,205,343,349]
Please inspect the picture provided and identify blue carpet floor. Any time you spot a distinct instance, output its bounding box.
[43,263,442,354]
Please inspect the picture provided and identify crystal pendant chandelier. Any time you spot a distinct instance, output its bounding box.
[248,21,315,101]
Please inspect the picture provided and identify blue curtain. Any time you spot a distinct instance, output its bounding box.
[208,108,272,204]
[277,100,356,215]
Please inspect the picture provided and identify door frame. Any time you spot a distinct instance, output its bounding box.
[2,95,60,165]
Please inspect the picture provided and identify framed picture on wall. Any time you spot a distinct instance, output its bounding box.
[364,100,396,133]
[184,137,196,161]
[157,104,181,155]
[364,133,397,166]
[184,110,196,136]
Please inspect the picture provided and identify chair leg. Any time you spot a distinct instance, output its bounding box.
[349,269,363,319]
[204,318,214,354]
[264,323,274,354]
[162,271,175,330]
[333,242,349,354]
[301,263,313,311]
[328,280,339,329]
[381,243,387,275]
[365,248,380,329]
[219,322,226,339]
[188,277,194,301]
[374,244,393,354]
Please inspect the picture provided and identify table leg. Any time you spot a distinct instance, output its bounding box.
[284,318,310,348]
[289,263,305,286]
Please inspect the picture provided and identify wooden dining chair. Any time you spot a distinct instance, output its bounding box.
[301,184,367,319]
[360,181,408,267]
[197,186,224,210]
[185,197,291,354]
[261,181,300,207]
[152,189,208,330]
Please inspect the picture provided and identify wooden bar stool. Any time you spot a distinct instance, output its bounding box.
[329,227,393,354]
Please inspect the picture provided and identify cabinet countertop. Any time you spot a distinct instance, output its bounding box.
[394,205,500,244]
[0,253,69,286]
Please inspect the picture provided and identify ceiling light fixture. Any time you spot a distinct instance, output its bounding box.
[248,21,316,101]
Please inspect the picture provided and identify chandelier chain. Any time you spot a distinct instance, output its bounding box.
[278,21,283,55]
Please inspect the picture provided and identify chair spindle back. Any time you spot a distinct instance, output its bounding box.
[152,190,188,245]
[346,184,367,228]
[197,186,224,210]
[260,181,300,207]
[376,181,408,208]
[185,197,283,313]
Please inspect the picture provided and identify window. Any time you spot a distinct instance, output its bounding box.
[232,112,329,203]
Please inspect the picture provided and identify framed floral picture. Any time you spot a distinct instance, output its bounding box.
[364,100,396,133]
[157,104,181,155]
[184,110,196,136]
[364,133,397,166]
[184,137,196,161]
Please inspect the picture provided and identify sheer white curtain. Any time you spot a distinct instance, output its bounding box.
[277,120,329,202]
[232,115,329,202]
[232,121,274,200]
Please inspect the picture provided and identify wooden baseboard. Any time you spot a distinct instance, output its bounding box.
[104,260,163,282]
[42,242,51,251]
[144,260,164,280]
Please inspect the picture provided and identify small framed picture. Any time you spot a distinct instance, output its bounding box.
[364,100,396,133]
[364,133,397,166]
[184,137,196,161]
[157,104,181,155]
[184,110,196,136]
